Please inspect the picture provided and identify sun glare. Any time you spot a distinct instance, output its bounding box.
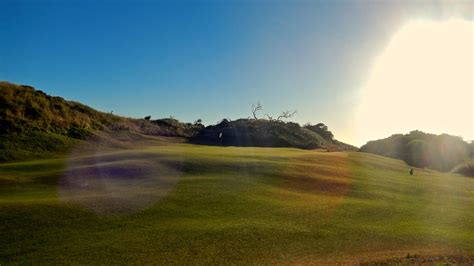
[356,19,473,145]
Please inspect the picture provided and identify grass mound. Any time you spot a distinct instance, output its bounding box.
[360,130,473,172]
[0,82,115,135]
[0,81,201,162]
[191,119,356,151]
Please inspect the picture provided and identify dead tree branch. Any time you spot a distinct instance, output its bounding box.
[251,102,263,120]
[276,110,297,121]
[265,114,274,121]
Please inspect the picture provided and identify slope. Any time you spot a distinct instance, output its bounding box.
[0,81,201,161]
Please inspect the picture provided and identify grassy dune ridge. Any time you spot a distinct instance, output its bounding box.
[0,81,353,163]
[1,138,474,264]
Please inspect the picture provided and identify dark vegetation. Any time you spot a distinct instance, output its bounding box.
[191,101,355,151]
[191,119,356,151]
[360,130,474,172]
[452,160,474,177]
[152,118,204,137]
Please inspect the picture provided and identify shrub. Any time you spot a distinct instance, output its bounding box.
[360,130,471,172]
[67,126,93,140]
[452,161,474,177]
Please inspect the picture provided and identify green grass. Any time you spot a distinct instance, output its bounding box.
[1,140,474,264]
[0,132,79,162]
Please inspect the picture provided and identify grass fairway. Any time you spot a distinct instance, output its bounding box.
[1,139,474,264]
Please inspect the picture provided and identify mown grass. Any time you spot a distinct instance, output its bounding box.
[1,141,474,264]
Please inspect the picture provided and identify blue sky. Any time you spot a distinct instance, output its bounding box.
[1,1,471,145]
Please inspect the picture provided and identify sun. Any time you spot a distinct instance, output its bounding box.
[356,19,473,146]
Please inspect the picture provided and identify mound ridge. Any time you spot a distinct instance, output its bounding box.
[360,130,474,172]
[191,119,356,151]
[0,82,200,161]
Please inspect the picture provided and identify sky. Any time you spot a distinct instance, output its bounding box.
[0,0,472,146]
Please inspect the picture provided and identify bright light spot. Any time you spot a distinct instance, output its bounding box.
[356,19,473,146]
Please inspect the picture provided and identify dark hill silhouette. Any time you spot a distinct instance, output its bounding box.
[191,119,356,151]
[360,130,474,172]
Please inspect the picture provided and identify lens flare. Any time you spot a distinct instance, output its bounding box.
[58,132,183,214]
[356,19,473,145]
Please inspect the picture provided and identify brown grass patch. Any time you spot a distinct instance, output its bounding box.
[280,152,353,197]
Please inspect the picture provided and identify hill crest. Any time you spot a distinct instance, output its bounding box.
[0,81,355,161]
[360,130,474,172]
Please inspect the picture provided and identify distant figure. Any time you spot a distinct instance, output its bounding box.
[409,168,414,176]
[218,132,223,139]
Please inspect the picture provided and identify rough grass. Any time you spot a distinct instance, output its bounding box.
[1,140,474,264]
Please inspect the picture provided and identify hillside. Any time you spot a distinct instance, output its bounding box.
[1,140,474,264]
[0,81,355,161]
[360,130,474,172]
[191,119,356,151]
[0,82,201,161]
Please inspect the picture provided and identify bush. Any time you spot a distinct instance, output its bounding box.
[67,126,93,140]
[452,161,474,177]
[304,123,334,140]
[360,130,471,172]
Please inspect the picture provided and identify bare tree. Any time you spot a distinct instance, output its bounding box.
[276,110,297,121]
[251,101,262,120]
[265,114,274,121]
